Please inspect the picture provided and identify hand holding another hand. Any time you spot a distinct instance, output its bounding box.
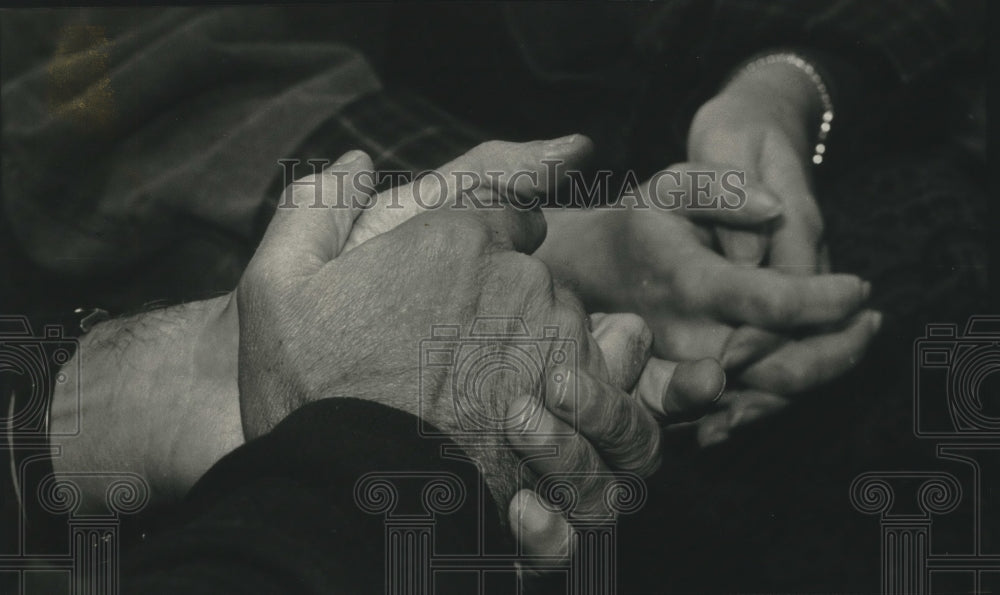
[537,168,879,444]
[238,141,726,554]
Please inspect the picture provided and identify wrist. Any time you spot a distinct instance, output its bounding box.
[51,294,242,509]
[726,61,824,124]
[724,52,836,165]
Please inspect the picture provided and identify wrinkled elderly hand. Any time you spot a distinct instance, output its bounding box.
[237,141,722,522]
[327,138,727,571]
[55,138,721,530]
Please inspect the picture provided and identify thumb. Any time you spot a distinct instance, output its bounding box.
[509,489,572,573]
[590,312,652,391]
[640,162,783,227]
[253,150,375,276]
[344,135,593,252]
[716,228,769,266]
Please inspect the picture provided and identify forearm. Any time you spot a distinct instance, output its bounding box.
[50,294,242,511]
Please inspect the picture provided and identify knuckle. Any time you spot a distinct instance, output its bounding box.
[673,267,704,310]
[618,313,653,349]
[654,326,690,361]
[238,258,285,304]
[421,212,494,253]
[767,358,804,393]
[758,292,788,321]
[759,290,800,323]
[500,254,554,296]
[521,257,553,288]
[239,259,267,292]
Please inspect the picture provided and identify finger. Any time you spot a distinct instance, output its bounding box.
[449,136,594,204]
[255,150,374,275]
[640,162,783,226]
[506,395,615,517]
[633,357,725,422]
[402,204,549,255]
[720,326,788,370]
[652,318,733,362]
[716,228,769,265]
[695,410,731,447]
[723,390,789,431]
[590,312,652,391]
[740,310,883,394]
[345,136,593,250]
[542,365,661,476]
[696,390,789,447]
[759,143,821,274]
[469,205,550,254]
[818,243,832,274]
[695,257,872,329]
[509,489,572,563]
[770,217,821,274]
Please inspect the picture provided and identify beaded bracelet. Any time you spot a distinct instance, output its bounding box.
[734,52,835,165]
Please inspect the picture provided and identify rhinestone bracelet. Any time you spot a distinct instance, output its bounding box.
[735,52,835,165]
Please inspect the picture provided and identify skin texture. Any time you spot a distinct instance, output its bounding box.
[682,58,883,443]
[50,139,725,568]
[688,60,827,271]
[536,164,879,445]
[235,141,712,563]
[50,295,242,511]
[236,145,671,516]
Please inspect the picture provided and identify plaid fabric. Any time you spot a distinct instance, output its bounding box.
[279,91,485,185]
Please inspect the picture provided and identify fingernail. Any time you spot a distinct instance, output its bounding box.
[726,403,745,427]
[333,150,365,166]
[544,134,578,149]
[861,281,872,301]
[516,494,549,534]
[869,311,883,333]
[699,424,728,448]
[729,404,767,428]
[713,369,727,404]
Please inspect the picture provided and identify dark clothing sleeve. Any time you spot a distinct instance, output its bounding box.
[630,0,986,168]
[121,398,510,594]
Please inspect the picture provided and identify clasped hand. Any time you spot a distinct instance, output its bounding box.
[237,139,725,569]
